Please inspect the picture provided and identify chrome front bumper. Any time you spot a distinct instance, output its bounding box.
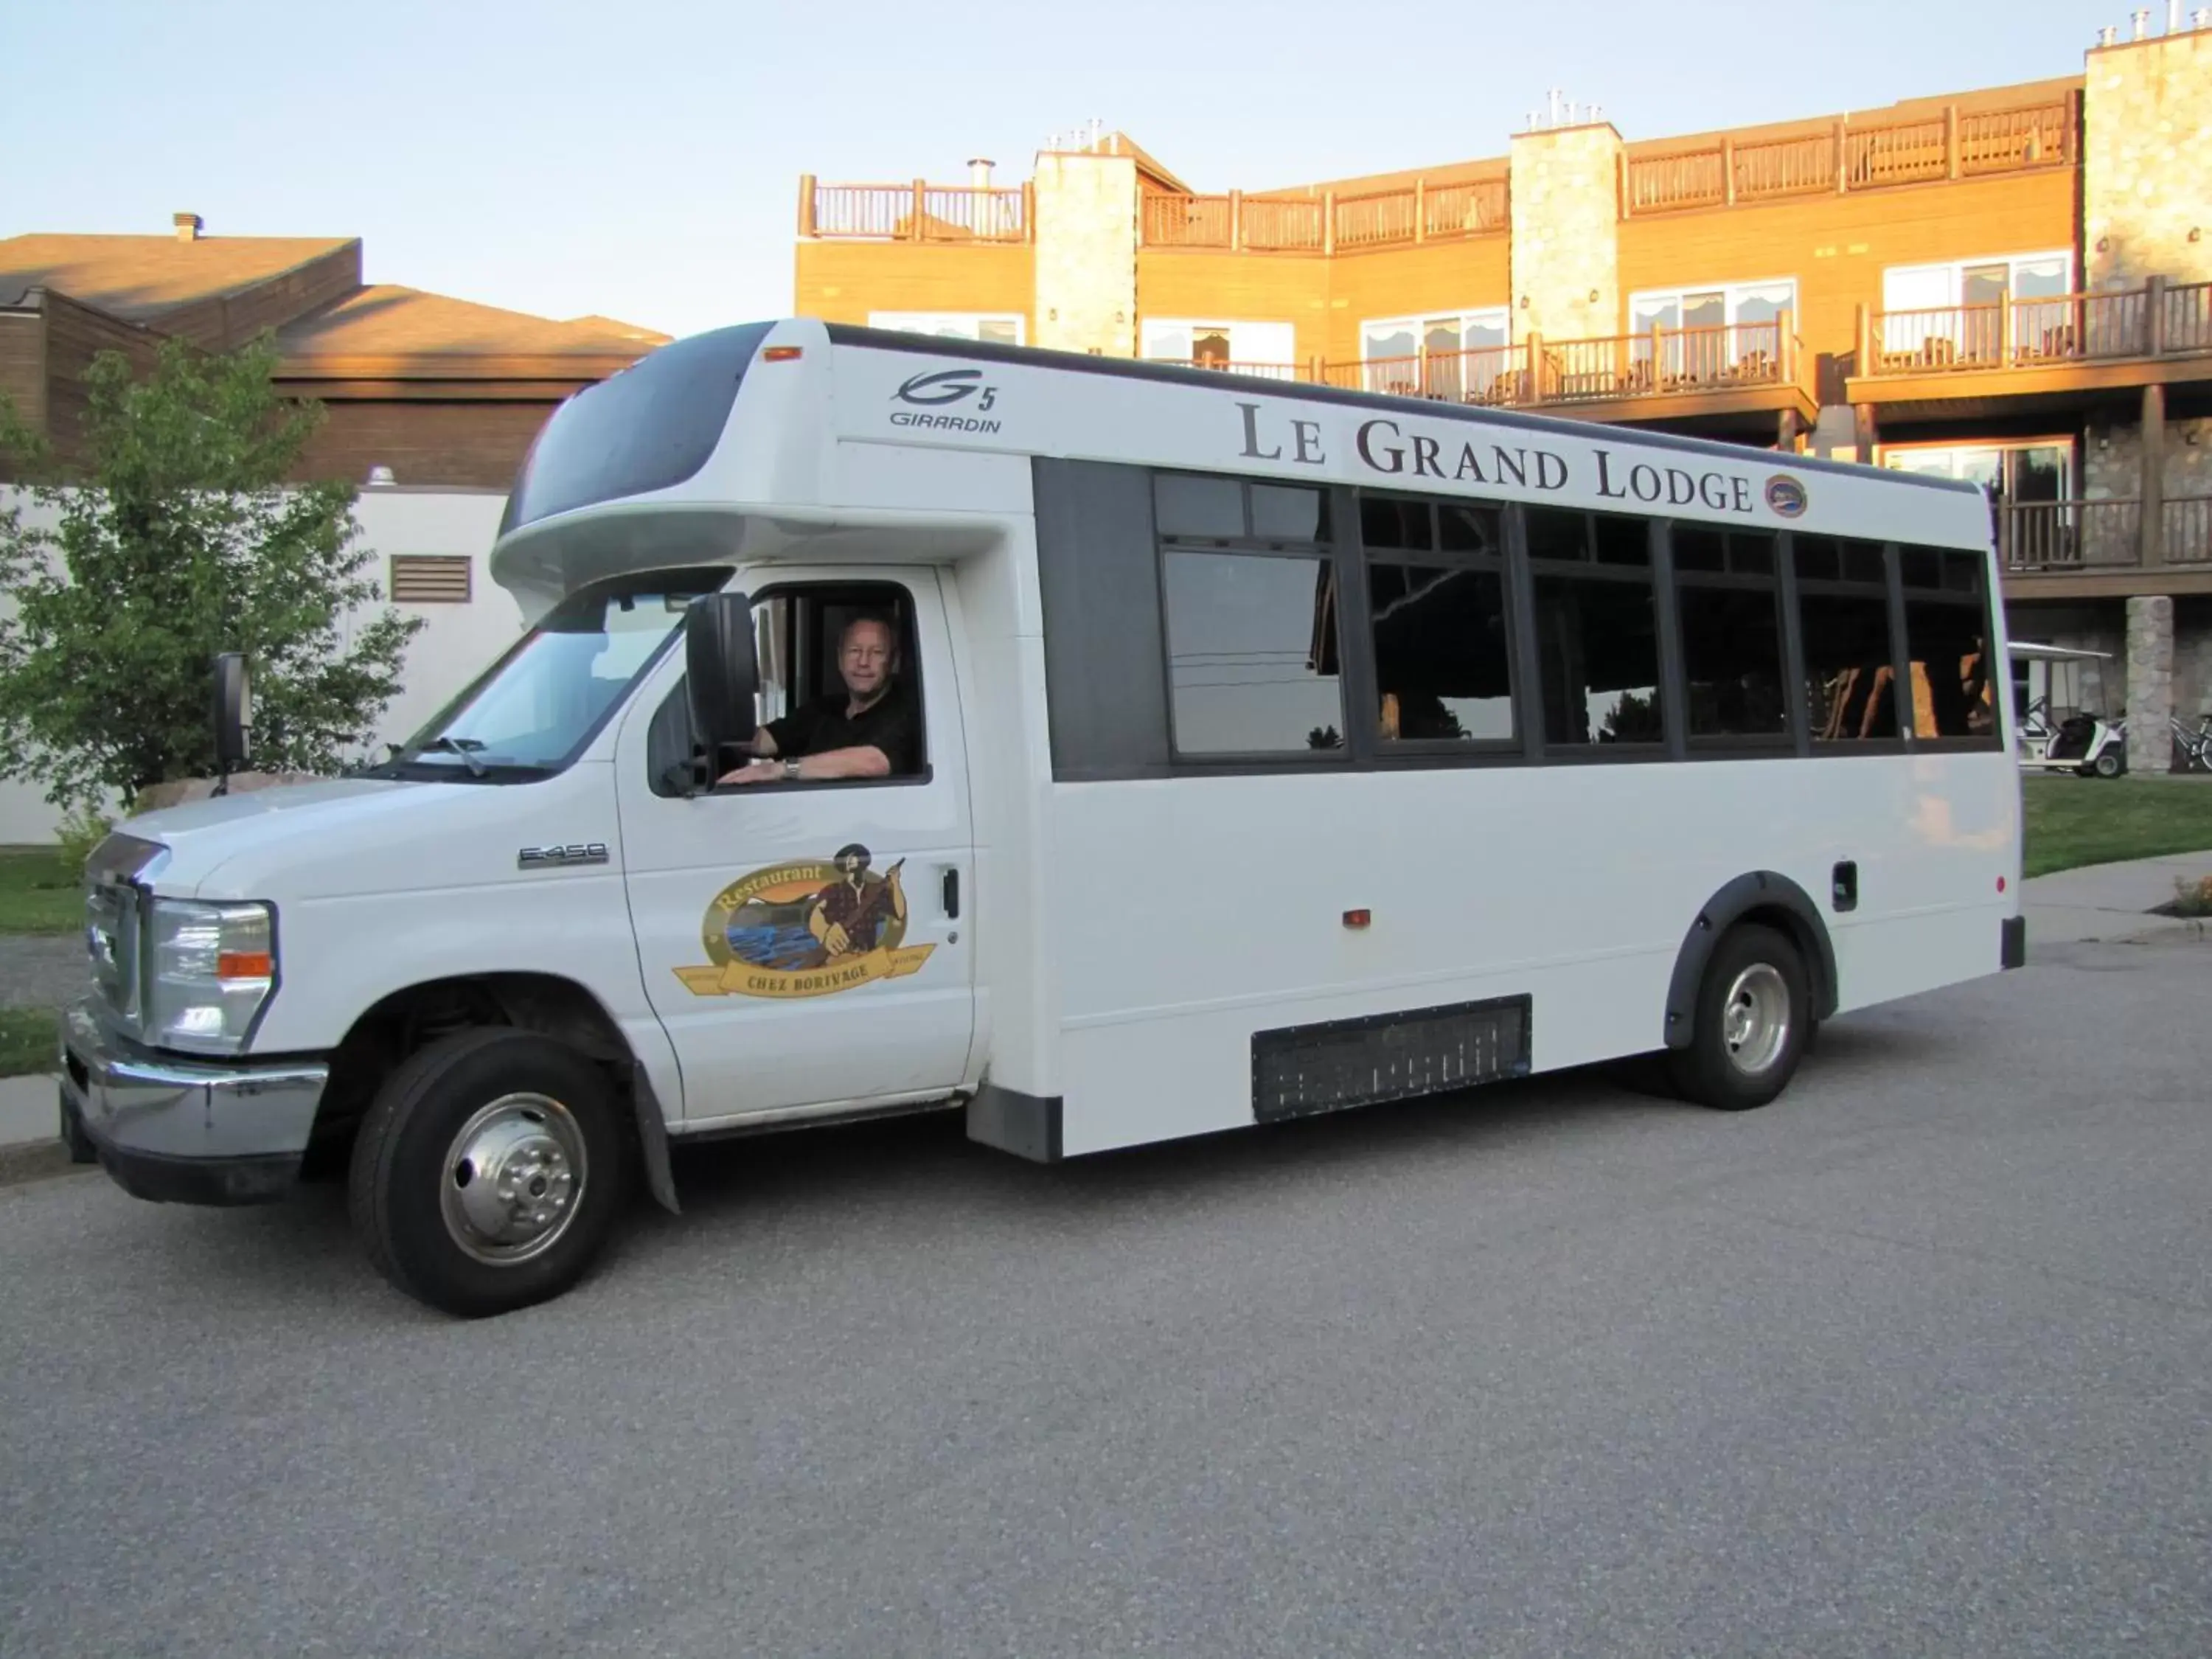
[60,1000,328,1206]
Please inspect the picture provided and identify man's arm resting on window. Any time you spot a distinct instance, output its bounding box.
[719,745,891,785]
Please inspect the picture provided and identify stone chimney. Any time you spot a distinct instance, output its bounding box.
[2084,22,2212,285]
[1509,115,1624,346]
[173,212,204,243]
[967,158,995,189]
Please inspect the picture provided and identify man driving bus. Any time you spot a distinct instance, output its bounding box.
[718,613,918,785]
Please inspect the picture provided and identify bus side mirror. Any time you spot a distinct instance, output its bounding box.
[684,591,759,765]
[212,652,251,774]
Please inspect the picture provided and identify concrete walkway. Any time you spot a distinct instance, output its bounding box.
[2,852,2207,1167]
[2020,849,2212,945]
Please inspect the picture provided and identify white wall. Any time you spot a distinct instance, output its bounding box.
[0,484,526,845]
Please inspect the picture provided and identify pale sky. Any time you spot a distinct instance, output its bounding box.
[1,0,2117,341]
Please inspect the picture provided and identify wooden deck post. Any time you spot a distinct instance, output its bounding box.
[2146,273,2168,356]
[1023,179,1036,243]
[1834,119,1849,192]
[1229,189,1244,251]
[2143,383,2167,567]
[1414,178,1426,243]
[911,179,928,241]
[1323,190,1336,256]
[1945,104,1961,179]
[1853,403,1878,465]
[1856,303,1874,376]
[1722,136,1736,206]
[1527,332,1545,403]
[798,175,817,237]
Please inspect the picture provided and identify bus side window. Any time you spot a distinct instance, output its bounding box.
[1796,537,1899,742]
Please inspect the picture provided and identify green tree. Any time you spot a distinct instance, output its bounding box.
[0,335,422,813]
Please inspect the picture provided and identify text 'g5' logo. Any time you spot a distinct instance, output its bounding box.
[895,369,997,412]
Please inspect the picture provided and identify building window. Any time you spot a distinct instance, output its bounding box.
[389,555,472,604]
[1361,494,1515,745]
[1358,310,1512,400]
[1795,537,1899,742]
[868,311,1023,346]
[1155,473,1343,757]
[1526,507,1663,751]
[1885,441,2074,566]
[1625,279,1797,380]
[1140,319,1297,379]
[1877,253,2071,366]
[1882,440,2071,501]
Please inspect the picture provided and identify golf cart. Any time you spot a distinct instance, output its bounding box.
[2011,641,2128,778]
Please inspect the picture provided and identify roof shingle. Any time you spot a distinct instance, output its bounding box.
[0,233,358,319]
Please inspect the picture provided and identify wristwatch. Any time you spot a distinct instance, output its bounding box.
[782,757,801,781]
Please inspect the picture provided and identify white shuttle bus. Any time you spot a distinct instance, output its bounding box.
[60,320,2025,1316]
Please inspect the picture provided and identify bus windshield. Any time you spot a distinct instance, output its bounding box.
[382,568,729,779]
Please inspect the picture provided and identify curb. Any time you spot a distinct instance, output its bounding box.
[0,1136,77,1189]
[0,1071,77,1189]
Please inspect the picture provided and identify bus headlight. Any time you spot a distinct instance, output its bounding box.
[145,900,276,1054]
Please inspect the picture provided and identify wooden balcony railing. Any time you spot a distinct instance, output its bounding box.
[1144,357,1302,381]
[1320,345,1531,403]
[1316,320,1802,410]
[1536,321,1801,404]
[1998,497,2212,571]
[1243,197,1326,253]
[1136,178,1505,254]
[2165,280,2212,355]
[2000,500,2144,570]
[1144,192,1233,248]
[799,177,1031,242]
[1623,96,2073,215]
[2168,496,2212,565]
[1861,277,2212,378]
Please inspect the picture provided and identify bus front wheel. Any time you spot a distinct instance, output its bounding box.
[347,1029,632,1318]
[1666,924,1810,1112]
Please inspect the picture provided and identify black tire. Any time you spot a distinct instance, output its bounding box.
[2092,748,2124,779]
[60,1093,97,1165]
[347,1028,631,1318]
[1665,924,1811,1112]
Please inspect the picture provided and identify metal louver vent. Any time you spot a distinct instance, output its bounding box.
[390,555,473,604]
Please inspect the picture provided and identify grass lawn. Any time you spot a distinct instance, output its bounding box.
[0,1006,58,1077]
[2022,776,2212,879]
[0,846,82,935]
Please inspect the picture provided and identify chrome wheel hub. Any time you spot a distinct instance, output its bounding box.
[439,1094,588,1265]
[1722,963,1792,1077]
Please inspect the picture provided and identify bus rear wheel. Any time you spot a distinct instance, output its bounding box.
[1666,924,1810,1112]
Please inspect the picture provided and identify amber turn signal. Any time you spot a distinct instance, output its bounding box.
[762,346,803,361]
[217,951,274,981]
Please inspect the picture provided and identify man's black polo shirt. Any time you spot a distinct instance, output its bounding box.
[764,684,919,773]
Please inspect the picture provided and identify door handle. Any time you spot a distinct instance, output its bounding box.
[942,866,959,919]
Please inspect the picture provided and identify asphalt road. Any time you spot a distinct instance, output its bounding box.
[4,936,2210,1658]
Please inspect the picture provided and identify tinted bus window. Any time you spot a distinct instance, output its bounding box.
[499,324,772,532]
[1163,552,1346,756]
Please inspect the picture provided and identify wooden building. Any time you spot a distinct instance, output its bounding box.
[796,26,2212,768]
[0,216,667,842]
[0,215,664,487]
